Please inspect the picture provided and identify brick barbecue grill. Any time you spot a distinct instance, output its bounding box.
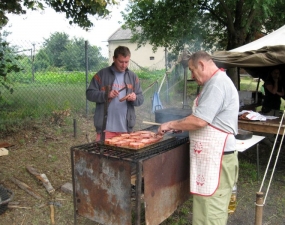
[71,108,192,225]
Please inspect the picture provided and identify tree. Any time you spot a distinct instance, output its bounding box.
[0,0,117,30]
[34,32,108,72]
[0,31,24,106]
[43,32,70,68]
[34,49,50,71]
[0,31,21,79]
[60,38,107,71]
[123,0,285,52]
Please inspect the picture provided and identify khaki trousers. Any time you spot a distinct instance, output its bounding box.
[192,151,239,225]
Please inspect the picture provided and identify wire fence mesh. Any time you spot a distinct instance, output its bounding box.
[0,39,199,135]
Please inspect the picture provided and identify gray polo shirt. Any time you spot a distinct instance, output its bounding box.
[193,70,239,151]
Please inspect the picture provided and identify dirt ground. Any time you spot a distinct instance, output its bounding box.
[1,114,285,225]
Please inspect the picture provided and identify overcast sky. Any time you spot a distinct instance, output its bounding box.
[5,1,128,57]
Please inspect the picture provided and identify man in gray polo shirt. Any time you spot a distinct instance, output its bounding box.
[158,51,239,225]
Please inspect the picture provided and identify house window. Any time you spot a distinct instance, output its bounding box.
[150,56,155,60]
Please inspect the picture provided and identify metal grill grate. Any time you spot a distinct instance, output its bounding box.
[71,135,189,162]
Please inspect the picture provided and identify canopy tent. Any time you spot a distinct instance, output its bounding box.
[212,25,285,79]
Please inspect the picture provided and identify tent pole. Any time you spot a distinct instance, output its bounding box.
[183,67,188,109]
[254,192,264,225]
[255,77,261,104]
[238,67,241,91]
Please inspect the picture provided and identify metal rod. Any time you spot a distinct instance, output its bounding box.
[183,66,188,109]
[101,85,110,144]
[135,160,143,225]
[85,41,89,117]
[32,44,35,82]
[158,74,166,94]
[70,148,77,225]
[73,119,77,138]
[238,67,240,91]
[142,121,161,126]
[118,86,126,92]
[257,143,260,182]
[255,77,261,104]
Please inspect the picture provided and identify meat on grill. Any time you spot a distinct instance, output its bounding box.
[105,131,163,149]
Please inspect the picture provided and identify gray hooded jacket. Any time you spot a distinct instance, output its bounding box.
[86,64,144,133]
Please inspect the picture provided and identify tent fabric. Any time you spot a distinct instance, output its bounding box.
[212,25,285,78]
[228,25,285,52]
[212,45,285,68]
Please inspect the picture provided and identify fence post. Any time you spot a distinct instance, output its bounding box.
[32,43,35,82]
[73,119,77,138]
[166,73,169,103]
[183,67,188,109]
[165,47,169,103]
[85,41,89,117]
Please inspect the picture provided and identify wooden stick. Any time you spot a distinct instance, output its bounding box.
[8,205,32,209]
[10,177,43,200]
[142,121,161,126]
[254,192,264,225]
[0,142,13,148]
[39,174,55,194]
[50,204,55,225]
[21,214,27,225]
[26,165,55,194]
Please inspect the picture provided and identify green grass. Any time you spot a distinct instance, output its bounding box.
[0,83,87,132]
[239,76,263,92]
[0,71,270,134]
[0,69,167,133]
[239,159,258,182]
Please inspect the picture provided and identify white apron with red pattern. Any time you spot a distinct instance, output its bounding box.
[189,96,230,196]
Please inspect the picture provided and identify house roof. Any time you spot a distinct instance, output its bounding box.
[108,27,132,41]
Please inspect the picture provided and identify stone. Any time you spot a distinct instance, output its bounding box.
[61,182,73,194]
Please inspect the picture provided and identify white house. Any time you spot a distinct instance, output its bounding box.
[107,27,166,70]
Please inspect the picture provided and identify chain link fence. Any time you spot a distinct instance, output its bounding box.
[0,39,198,135]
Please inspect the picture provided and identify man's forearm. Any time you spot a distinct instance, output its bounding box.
[158,115,207,134]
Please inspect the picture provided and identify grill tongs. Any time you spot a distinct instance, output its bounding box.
[142,121,182,134]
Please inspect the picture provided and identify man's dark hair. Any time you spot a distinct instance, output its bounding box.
[114,46,131,58]
[189,51,212,67]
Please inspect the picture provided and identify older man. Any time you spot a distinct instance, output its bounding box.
[158,51,239,225]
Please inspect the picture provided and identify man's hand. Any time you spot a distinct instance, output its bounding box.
[109,90,119,99]
[157,121,172,135]
[126,92,136,101]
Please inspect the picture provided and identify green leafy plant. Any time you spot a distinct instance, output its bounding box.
[0,39,23,96]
